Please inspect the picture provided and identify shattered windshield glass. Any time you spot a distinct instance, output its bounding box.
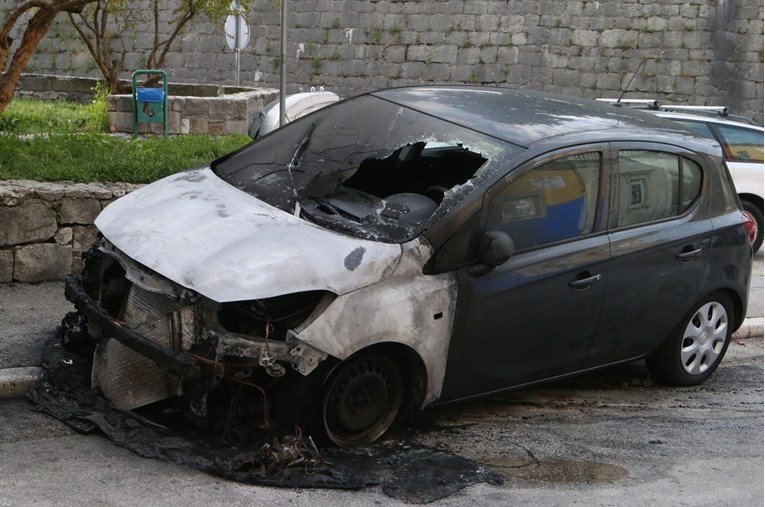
[213,95,516,242]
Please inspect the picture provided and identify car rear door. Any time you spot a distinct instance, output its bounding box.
[584,143,713,367]
[439,146,611,401]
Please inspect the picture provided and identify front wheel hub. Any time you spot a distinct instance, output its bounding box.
[323,355,404,447]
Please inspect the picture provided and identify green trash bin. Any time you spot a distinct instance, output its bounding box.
[132,69,168,139]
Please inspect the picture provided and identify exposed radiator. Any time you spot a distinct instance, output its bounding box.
[92,284,185,410]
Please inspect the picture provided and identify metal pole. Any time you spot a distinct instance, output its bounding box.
[233,1,241,86]
[235,49,240,86]
[234,9,241,85]
[279,0,287,127]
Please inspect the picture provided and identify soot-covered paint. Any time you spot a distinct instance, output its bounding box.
[95,168,402,302]
[297,239,457,405]
[344,246,366,271]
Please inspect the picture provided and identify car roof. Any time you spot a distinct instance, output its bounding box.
[650,110,765,131]
[369,86,687,148]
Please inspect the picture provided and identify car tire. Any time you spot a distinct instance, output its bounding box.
[646,292,733,386]
[321,354,404,447]
[742,200,763,253]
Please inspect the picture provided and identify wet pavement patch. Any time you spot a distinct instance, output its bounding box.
[26,329,501,503]
[484,457,628,484]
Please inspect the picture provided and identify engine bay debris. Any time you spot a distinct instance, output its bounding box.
[26,321,501,503]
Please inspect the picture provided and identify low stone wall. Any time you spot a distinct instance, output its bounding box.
[107,86,278,135]
[14,74,279,136]
[0,181,141,283]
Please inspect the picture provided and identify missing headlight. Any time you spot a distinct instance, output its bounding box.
[216,291,332,341]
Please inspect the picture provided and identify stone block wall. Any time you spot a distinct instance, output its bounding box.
[107,87,279,135]
[13,75,279,134]
[4,0,762,123]
[0,181,141,283]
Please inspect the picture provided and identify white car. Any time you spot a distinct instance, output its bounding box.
[248,90,340,138]
[652,111,763,253]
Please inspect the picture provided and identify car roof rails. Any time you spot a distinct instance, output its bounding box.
[658,105,728,115]
[596,98,660,110]
[597,98,760,126]
[657,105,760,125]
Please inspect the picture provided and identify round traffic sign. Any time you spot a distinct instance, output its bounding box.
[225,14,250,50]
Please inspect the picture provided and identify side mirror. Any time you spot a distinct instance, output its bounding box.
[468,231,515,276]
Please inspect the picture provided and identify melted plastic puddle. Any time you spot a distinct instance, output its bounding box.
[27,331,501,504]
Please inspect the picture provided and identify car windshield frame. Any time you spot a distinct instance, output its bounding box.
[212,94,518,243]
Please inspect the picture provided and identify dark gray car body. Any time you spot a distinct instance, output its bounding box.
[67,86,753,446]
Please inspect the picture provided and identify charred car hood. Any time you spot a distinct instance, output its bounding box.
[95,167,403,302]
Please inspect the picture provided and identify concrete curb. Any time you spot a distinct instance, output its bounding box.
[0,317,761,399]
[0,367,43,398]
[733,317,764,341]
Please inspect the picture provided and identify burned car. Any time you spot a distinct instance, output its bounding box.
[66,86,753,447]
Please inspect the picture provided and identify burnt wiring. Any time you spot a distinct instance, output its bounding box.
[186,352,273,428]
[229,377,272,429]
[261,426,329,476]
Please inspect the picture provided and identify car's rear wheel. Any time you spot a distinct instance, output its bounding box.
[321,354,404,447]
[647,292,733,386]
[742,200,763,253]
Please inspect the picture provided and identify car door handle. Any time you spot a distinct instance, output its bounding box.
[568,273,602,290]
[676,247,703,262]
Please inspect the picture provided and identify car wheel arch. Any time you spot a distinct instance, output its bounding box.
[337,341,429,411]
[738,193,763,210]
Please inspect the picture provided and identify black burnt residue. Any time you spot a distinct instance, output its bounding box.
[382,448,502,503]
[27,323,502,502]
[344,246,366,271]
[216,203,229,217]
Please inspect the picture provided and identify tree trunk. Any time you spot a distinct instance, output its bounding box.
[0,9,58,115]
[0,0,96,115]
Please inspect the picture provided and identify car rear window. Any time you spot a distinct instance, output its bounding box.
[617,150,702,227]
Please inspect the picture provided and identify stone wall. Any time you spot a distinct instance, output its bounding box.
[0,181,140,283]
[14,74,279,135]
[4,0,762,123]
[107,87,279,135]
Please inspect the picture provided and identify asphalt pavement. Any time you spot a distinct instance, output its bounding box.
[0,251,761,506]
[0,249,762,396]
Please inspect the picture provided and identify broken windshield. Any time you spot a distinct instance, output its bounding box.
[212,94,516,242]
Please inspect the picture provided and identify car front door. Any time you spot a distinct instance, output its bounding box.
[584,143,712,367]
[438,147,611,402]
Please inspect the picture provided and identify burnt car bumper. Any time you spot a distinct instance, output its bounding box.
[64,274,201,379]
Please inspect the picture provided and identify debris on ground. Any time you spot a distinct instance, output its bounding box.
[27,327,501,503]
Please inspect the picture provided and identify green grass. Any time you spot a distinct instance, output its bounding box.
[0,98,252,183]
[0,133,251,183]
[0,99,92,134]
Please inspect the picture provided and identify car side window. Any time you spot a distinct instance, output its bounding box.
[674,120,715,139]
[711,124,764,163]
[617,150,702,228]
[486,152,601,251]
